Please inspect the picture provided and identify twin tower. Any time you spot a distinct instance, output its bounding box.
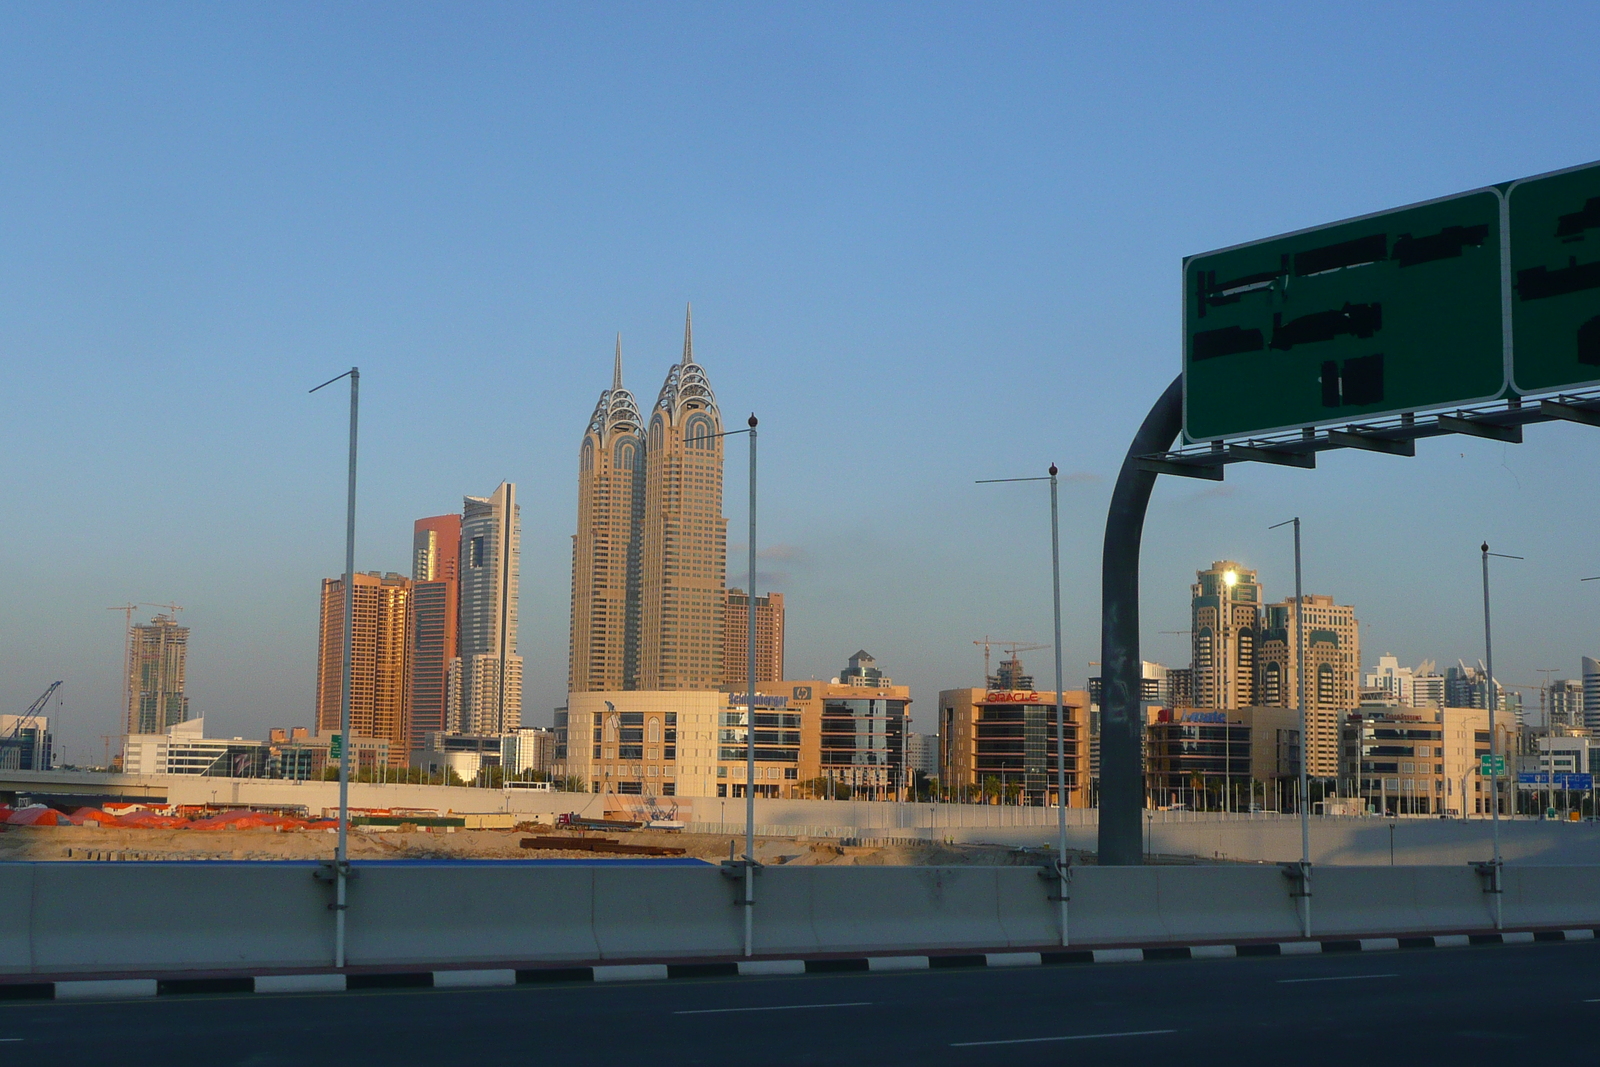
[569,306,728,693]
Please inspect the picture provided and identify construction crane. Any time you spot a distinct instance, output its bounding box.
[2,681,63,771]
[972,638,1048,687]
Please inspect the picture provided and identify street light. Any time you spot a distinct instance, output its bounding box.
[1269,517,1311,936]
[310,366,359,969]
[1481,542,1522,930]
[976,465,1069,946]
[689,414,758,956]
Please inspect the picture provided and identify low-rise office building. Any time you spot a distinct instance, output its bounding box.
[553,654,913,800]
[937,687,1091,807]
[1340,705,1498,815]
[1145,706,1301,811]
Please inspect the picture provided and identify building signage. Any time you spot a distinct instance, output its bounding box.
[984,691,1046,704]
[730,695,788,709]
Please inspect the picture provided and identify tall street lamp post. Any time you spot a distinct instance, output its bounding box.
[691,415,759,956]
[310,366,359,968]
[1481,542,1522,930]
[1270,518,1311,936]
[977,465,1070,946]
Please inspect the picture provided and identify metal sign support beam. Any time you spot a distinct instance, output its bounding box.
[1436,414,1521,443]
[1098,374,1184,866]
[1325,429,1415,456]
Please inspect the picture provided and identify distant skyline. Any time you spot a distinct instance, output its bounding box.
[3,4,1599,765]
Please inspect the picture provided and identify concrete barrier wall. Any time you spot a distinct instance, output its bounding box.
[4,860,1600,976]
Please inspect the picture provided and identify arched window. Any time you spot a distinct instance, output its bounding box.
[616,439,639,471]
[1262,661,1281,706]
[684,413,715,450]
[580,440,594,472]
[648,718,661,742]
[650,415,664,450]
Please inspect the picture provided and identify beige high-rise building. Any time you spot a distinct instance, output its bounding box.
[569,307,729,695]
[723,589,784,688]
[316,571,410,766]
[1192,561,1261,710]
[570,337,646,693]
[1256,593,1359,777]
[640,307,728,690]
[125,613,190,736]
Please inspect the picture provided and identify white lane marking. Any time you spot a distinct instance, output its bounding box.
[675,1001,873,1015]
[951,1029,1176,1047]
[1278,973,1398,984]
[0,1038,22,1043]
[1583,998,1600,1002]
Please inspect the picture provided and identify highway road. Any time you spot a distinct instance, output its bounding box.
[4,939,1597,1065]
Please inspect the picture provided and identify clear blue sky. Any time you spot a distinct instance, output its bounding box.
[3,2,1598,763]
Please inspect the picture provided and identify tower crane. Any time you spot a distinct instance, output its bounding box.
[2,681,63,770]
[971,638,1048,688]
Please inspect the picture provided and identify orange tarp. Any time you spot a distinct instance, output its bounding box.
[6,806,64,826]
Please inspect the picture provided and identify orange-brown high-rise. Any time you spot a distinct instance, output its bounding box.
[408,514,461,751]
[316,571,410,765]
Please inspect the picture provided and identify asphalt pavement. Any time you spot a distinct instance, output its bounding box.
[4,938,1597,1065]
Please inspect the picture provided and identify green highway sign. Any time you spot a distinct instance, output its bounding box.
[1480,754,1506,775]
[329,733,342,760]
[1183,189,1506,441]
[1509,160,1600,394]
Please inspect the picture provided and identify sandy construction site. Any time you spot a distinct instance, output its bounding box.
[0,823,1092,866]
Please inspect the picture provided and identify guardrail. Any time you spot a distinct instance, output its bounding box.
[3,860,1598,977]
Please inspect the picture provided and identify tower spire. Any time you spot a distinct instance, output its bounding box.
[682,302,694,366]
[613,333,623,390]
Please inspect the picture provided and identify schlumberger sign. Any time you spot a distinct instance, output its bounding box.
[1183,160,1600,441]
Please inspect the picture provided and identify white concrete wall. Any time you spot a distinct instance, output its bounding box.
[2,861,1599,975]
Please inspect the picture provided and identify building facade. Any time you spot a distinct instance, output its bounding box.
[1340,705,1494,816]
[1191,561,1261,710]
[122,718,271,778]
[723,589,785,687]
[571,338,647,693]
[553,657,912,800]
[126,613,190,735]
[1585,656,1600,732]
[937,687,1092,807]
[459,482,522,734]
[640,308,727,690]
[501,726,557,779]
[569,309,730,694]
[407,513,461,753]
[1550,678,1586,731]
[1145,706,1302,811]
[0,715,52,772]
[316,571,411,766]
[1255,593,1359,777]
